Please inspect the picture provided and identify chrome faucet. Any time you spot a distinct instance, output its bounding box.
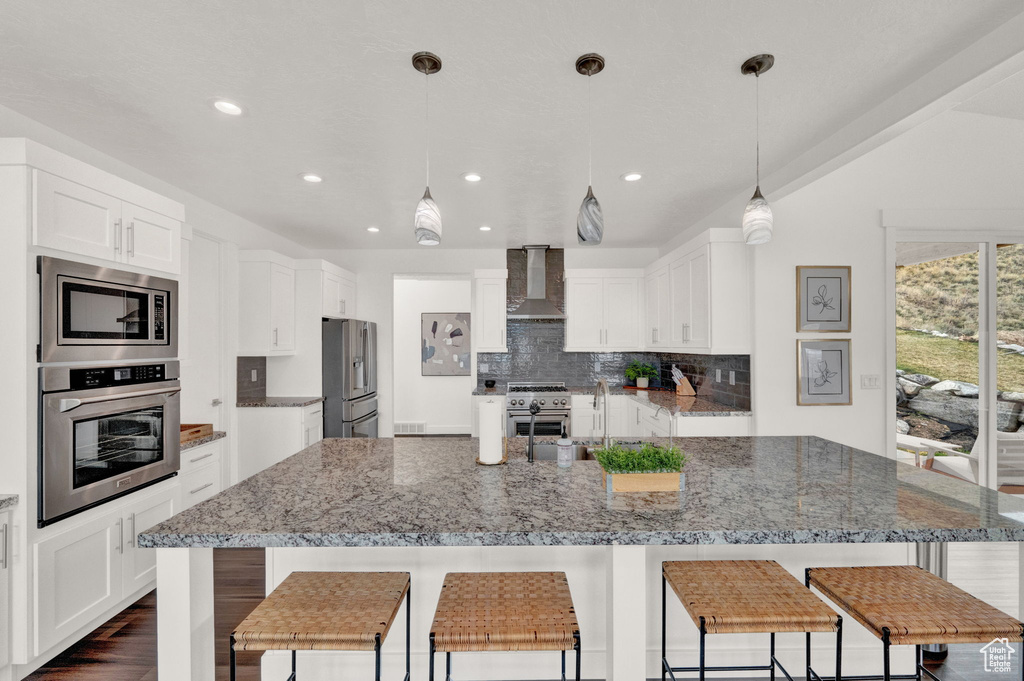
[654,405,674,449]
[593,378,611,449]
[527,400,541,463]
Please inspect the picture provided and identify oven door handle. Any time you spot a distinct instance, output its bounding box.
[58,387,182,413]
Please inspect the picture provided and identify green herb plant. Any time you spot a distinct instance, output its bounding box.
[592,442,687,474]
[624,361,658,382]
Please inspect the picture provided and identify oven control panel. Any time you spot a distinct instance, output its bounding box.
[70,363,167,390]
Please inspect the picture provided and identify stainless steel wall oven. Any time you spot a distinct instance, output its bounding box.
[39,256,178,363]
[39,362,181,526]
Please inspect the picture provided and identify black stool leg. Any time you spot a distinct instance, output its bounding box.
[770,633,776,681]
[836,616,843,681]
[375,633,382,681]
[805,569,812,681]
[882,628,891,681]
[561,649,566,681]
[289,650,296,681]
[429,634,435,681]
[699,616,706,681]
[229,634,236,681]
[446,651,452,681]
[575,631,582,681]
[662,574,667,681]
[406,584,412,681]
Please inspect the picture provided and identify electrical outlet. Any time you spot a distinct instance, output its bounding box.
[715,369,722,383]
[729,371,736,386]
[594,361,601,372]
[251,369,258,382]
[861,374,881,389]
[479,363,489,373]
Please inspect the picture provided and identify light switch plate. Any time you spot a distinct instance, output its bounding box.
[715,369,722,382]
[594,361,602,372]
[251,369,258,382]
[861,374,881,389]
[479,363,489,373]
[729,370,736,386]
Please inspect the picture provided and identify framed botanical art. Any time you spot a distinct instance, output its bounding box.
[797,339,851,406]
[796,266,851,332]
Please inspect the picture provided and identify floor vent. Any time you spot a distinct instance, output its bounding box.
[394,422,426,435]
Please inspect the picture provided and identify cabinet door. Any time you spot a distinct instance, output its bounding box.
[606,396,628,438]
[338,280,356,317]
[33,170,122,262]
[122,486,178,596]
[303,403,324,447]
[604,278,640,349]
[565,278,604,349]
[269,264,296,352]
[668,258,691,347]
[686,246,711,347]
[121,202,181,274]
[570,396,596,440]
[322,272,343,318]
[646,268,670,347]
[0,511,10,670]
[476,278,508,352]
[35,511,124,654]
[182,463,222,509]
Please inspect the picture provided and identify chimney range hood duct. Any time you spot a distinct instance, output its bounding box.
[508,246,565,319]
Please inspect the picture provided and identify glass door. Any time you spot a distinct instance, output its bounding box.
[996,244,1024,492]
[74,405,164,488]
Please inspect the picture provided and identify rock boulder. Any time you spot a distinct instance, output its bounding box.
[897,377,922,396]
[931,380,980,397]
[896,420,910,435]
[908,390,1019,431]
[902,373,940,387]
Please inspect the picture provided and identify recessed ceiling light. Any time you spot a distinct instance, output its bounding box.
[213,100,243,116]
[300,173,322,183]
[367,227,380,233]
[479,225,491,231]
[462,172,482,182]
[621,172,642,182]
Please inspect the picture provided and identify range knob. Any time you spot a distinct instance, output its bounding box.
[540,399,546,405]
[517,399,525,406]
[561,399,568,405]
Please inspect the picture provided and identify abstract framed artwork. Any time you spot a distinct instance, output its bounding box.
[796,266,851,332]
[797,339,852,406]
[421,313,471,376]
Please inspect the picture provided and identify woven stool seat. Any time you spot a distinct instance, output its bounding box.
[232,571,410,652]
[664,560,840,635]
[430,572,579,652]
[808,565,1023,645]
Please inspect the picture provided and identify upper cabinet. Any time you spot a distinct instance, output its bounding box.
[474,269,508,353]
[321,269,357,319]
[239,251,297,356]
[33,170,181,274]
[646,234,750,354]
[564,270,642,352]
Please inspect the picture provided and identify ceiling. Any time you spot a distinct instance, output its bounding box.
[0,0,1020,250]
[956,69,1024,121]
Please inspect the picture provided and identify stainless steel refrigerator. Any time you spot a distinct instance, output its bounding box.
[322,319,378,438]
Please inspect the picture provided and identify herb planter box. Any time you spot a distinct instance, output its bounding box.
[602,469,684,493]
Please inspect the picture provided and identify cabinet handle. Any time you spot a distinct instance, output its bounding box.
[273,328,279,346]
[190,451,214,464]
[128,222,135,257]
[339,298,345,314]
[129,512,136,549]
[116,518,124,554]
[1,523,7,570]
[114,219,122,254]
[636,409,641,425]
[211,398,223,407]
[190,482,214,495]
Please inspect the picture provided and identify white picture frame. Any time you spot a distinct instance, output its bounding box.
[797,339,852,406]
[797,266,851,332]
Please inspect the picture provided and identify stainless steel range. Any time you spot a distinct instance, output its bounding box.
[505,382,571,438]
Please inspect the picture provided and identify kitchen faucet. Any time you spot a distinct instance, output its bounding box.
[527,400,541,463]
[593,378,611,449]
[654,405,674,449]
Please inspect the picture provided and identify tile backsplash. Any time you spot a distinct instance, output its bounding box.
[477,319,750,409]
[236,356,267,401]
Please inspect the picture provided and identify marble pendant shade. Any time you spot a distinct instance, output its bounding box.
[577,185,603,245]
[415,186,442,246]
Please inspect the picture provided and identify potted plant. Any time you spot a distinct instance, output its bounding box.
[592,442,688,492]
[625,361,658,389]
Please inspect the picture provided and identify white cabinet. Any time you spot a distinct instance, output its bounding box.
[0,510,10,672]
[474,270,508,353]
[321,270,357,319]
[571,394,628,440]
[668,246,710,348]
[302,402,324,448]
[33,170,182,274]
[238,403,323,480]
[122,486,178,595]
[239,252,297,356]
[645,267,670,347]
[564,271,643,351]
[180,438,224,508]
[33,482,180,655]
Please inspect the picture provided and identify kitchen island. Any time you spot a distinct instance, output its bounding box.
[141,436,1024,680]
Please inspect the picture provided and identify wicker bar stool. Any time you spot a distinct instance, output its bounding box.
[428,571,581,681]
[807,565,1023,681]
[230,571,411,681]
[662,560,842,681]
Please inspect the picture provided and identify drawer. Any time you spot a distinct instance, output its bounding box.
[302,401,324,424]
[179,441,222,475]
[181,463,221,508]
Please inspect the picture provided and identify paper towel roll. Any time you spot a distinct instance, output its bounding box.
[478,399,504,464]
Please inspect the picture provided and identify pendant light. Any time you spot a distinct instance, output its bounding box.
[740,54,775,245]
[413,51,442,246]
[576,53,605,245]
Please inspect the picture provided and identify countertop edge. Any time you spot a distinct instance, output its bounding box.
[0,494,18,512]
[181,431,227,451]
[236,397,325,408]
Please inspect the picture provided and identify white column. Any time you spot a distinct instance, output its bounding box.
[156,547,215,681]
[606,545,647,681]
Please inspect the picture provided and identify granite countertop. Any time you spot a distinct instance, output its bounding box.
[139,436,1024,549]
[472,385,749,416]
[236,396,325,408]
[0,494,18,512]
[181,431,227,451]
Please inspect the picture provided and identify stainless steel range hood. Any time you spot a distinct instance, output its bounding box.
[508,246,565,320]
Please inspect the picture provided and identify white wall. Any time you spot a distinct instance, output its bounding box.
[393,278,474,433]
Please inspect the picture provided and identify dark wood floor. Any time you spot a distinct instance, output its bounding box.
[26,548,265,681]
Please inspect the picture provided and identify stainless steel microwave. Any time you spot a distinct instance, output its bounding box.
[39,256,178,363]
